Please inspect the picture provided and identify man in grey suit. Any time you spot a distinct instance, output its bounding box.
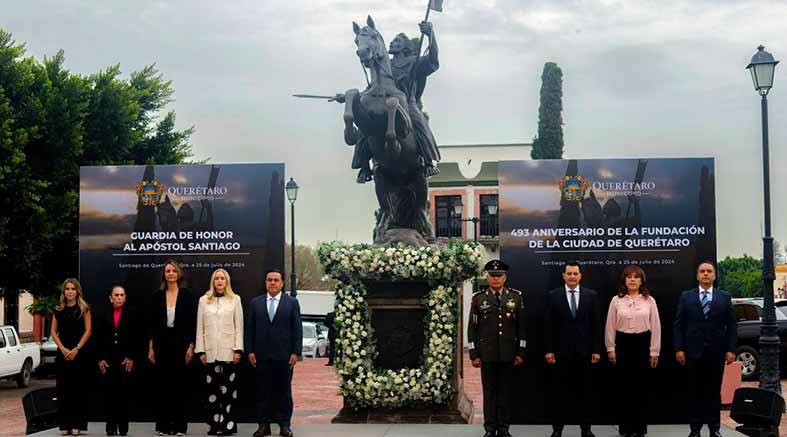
[246,270,303,437]
[674,261,736,437]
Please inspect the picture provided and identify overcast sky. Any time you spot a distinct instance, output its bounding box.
[4,0,787,258]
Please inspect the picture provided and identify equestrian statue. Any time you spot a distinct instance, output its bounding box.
[341,15,442,246]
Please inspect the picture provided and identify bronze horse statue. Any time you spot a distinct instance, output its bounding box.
[342,16,435,246]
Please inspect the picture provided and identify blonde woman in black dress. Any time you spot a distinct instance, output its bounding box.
[51,278,92,436]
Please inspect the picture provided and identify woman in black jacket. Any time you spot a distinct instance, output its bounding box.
[96,283,141,436]
[148,260,196,436]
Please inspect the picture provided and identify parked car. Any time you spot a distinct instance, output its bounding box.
[38,336,58,375]
[315,322,328,338]
[315,322,333,357]
[732,298,787,380]
[0,326,41,387]
[301,321,328,358]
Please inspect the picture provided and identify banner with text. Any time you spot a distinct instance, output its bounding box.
[79,163,285,306]
[499,158,716,423]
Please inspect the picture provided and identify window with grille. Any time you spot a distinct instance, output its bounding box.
[435,195,462,238]
[479,194,499,237]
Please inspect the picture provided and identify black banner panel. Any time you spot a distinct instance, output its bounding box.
[499,158,716,424]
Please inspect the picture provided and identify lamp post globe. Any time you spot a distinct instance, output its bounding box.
[452,197,463,216]
[747,45,779,96]
[487,198,498,216]
[286,178,299,203]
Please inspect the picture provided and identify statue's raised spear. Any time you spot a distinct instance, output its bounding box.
[292,94,341,101]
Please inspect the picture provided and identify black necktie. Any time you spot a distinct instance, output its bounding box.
[569,289,577,318]
[494,291,501,306]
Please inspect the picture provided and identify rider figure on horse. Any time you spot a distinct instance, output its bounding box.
[345,21,441,184]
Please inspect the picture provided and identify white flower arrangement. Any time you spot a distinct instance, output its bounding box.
[317,240,483,408]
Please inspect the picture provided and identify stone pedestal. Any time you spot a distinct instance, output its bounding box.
[364,280,429,370]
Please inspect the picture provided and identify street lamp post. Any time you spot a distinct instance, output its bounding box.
[453,197,499,292]
[452,198,479,242]
[286,178,299,298]
[746,45,780,394]
[452,197,499,243]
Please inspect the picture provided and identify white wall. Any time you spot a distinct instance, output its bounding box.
[440,144,531,179]
[297,290,336,316]
[0,293,35,332]
[18,292,34,333]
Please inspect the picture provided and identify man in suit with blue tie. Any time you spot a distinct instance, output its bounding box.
[246,269,303,437]
[674,261,736,437]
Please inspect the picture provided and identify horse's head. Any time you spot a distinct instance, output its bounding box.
[353,15,386,68]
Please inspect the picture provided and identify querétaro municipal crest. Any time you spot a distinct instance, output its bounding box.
[135,180,164,206]
[559,176,589,202]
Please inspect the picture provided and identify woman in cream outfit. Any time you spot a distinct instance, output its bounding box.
[195,268,244,436]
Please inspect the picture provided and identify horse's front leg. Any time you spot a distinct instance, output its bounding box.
[385,97,402,158]
[343,89,360,145]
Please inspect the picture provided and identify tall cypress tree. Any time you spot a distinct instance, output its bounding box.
[531,62,564,159]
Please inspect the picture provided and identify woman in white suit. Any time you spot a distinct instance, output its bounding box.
[195,268,244,436]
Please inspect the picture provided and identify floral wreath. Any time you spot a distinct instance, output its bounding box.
[317,240,483,408]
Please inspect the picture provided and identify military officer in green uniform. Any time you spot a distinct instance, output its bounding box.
[468,259,527,437]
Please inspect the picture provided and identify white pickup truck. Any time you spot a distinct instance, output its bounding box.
[0,325,40,387]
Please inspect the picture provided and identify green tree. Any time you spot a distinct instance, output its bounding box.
[284,244,337,291]
[718,255,763,297]
[0,28,194,303]
[531,62,564,159]
[774,240,786,265]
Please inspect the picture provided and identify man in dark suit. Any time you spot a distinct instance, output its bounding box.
[96,284,141,437]
[468,259,526,437]
[246,269,303,437]
[544,261,603,437]
[324,311,337,366]
[674,261,736,437]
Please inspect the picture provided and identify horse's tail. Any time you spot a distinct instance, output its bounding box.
[390,184,417,228]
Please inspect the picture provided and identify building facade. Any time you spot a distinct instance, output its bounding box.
[428,143,531,345]
[776,264,787,299]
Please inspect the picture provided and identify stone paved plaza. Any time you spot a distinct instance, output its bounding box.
[1,354,783,436]
[28,423,747,437]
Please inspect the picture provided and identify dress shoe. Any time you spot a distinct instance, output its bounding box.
[581,430,595,437]
[688,432,701,437]
[279,426,294,437]
[711,432,723,437]
[482,432,496,437]
[254,424,272,437]
[498,432,513,437]
[551,432,561,437]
